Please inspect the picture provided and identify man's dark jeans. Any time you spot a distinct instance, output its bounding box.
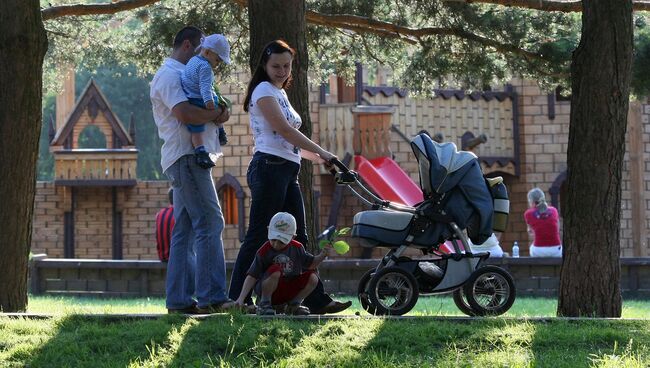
[228,152,332,310]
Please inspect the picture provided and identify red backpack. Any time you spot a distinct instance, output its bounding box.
[155,206,174,262]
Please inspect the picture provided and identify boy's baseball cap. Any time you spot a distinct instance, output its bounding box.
[201,34,231,64]
[268,212,296,245]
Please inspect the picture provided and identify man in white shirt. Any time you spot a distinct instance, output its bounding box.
[150,26,234,314]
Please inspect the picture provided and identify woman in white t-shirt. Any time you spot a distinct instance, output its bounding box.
[229,40,350,315]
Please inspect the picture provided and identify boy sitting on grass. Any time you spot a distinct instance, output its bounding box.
[235,212,330,315]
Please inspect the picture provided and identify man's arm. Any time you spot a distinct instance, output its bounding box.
[171,102,228,125]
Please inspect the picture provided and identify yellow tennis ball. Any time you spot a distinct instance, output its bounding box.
[333,241,350,255]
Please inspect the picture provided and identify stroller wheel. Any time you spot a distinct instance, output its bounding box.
[463,265,516,316]
[358,269,377,315]
[367,266,419,316]
[452,287,476,316]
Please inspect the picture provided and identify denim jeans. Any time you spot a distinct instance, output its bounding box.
[165,155,228,309]
[228,152,332,310]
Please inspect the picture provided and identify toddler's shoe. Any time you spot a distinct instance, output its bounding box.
[195,151,215,169]
[218,127,228,146]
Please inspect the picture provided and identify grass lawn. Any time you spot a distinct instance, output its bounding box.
[24,294,650,318]
[0,296,648,367]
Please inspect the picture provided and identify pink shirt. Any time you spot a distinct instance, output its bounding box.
[524,206,561,246]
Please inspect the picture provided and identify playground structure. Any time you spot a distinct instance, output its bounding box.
[30,66,650,262]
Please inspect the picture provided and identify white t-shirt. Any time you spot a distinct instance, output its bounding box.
[150,58,222,172]
[248,81,302,164]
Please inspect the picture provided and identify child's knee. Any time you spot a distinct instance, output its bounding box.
[307,273,319,286]
[263,269,281,282]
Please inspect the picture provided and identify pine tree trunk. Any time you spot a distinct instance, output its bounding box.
[248,0,318,249]
[558,0,633,317]
[0,0,48,312]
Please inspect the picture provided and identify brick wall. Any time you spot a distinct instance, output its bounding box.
[33,72,650,260]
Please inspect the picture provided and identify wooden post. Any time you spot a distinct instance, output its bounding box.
[628,101,647,256]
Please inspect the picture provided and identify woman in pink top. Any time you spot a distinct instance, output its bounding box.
[524,188,562,257]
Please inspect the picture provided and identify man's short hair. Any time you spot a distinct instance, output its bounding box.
[172,26,203,50]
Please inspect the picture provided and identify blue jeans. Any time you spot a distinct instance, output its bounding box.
[228,152,332,310]
[164,155,228,309]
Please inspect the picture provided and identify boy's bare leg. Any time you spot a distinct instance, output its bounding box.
[191,131,204,149]
[260,271,281,302]
[291,273,318,303]
[257,272,280,315]
[286,274,318,315]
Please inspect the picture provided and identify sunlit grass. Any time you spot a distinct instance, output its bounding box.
[24,294,650,319]
[2,313,650,367]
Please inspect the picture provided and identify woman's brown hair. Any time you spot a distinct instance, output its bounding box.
[243,40,296,112]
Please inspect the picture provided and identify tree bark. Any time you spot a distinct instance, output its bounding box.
[0,0,48,312]
[247,0,318,250]
[558,0,633,317]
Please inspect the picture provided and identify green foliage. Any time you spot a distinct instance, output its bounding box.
[38,94,56,180]
[40,0,581,96]
[37,1,650,97]
[632,16,650,97]
[318,227,351,254]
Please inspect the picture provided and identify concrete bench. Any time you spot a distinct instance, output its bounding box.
[28,256,650,298]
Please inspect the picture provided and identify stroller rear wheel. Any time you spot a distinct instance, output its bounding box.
[452,287,476,316]
[358,269,377,315]
[463,265,516,316]
[367,266,419,316]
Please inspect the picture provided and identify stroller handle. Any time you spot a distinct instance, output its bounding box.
[327,157,417,213]
[329,158,350,173]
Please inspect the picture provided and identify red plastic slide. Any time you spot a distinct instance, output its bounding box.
[354,155,424,206]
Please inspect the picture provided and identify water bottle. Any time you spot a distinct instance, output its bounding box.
[512,241,520,258]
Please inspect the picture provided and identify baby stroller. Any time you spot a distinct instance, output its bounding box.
[329,133,515,316]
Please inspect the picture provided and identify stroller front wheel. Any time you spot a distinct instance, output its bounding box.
[452,287,477,316]
[463,265,516,316]
[367,266,419,316]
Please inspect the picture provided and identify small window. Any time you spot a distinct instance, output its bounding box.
[78,125,107,148]
[218,185,238,225]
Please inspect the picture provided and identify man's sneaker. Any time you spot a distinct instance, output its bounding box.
[200,299,237,314]
[285,303,310,316]
[195,151,215,169]
[257,302,276,316]
[312,300,352,315]
[218,127,228,146]
[168,303,203,315]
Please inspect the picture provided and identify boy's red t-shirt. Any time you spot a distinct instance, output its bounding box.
[524,206,561,246]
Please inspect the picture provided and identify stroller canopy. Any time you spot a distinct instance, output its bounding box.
[410,133,494,244]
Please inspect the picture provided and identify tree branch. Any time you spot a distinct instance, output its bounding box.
[442,0,650,12]
[229,0,546,62]
[306,11,545,61]
[42,0,161,21]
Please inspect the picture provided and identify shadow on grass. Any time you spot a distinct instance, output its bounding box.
[165,314,323,367]
[23,314,179,368]
[530,319,650,367]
